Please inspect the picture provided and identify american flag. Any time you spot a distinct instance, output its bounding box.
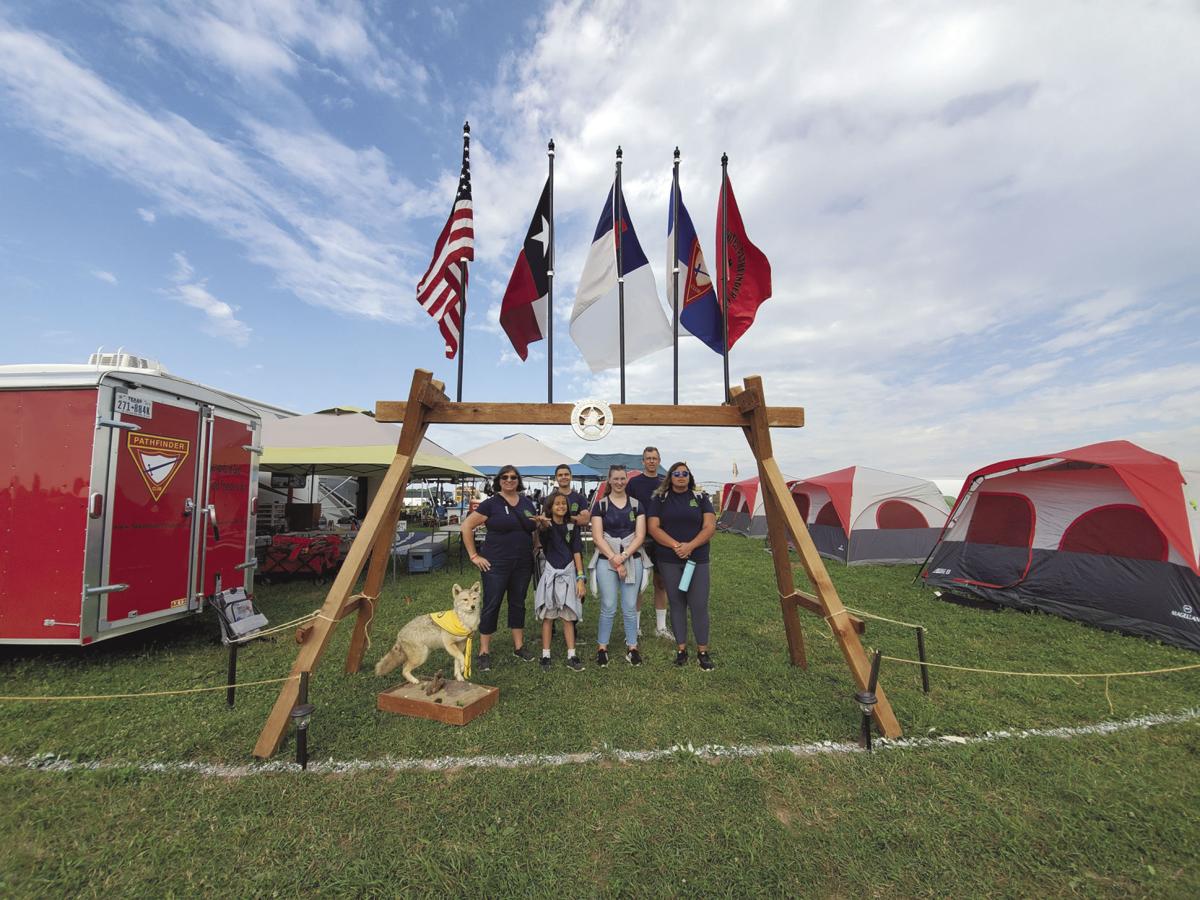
[417,123,474,358]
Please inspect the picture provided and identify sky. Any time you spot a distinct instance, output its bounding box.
[1,0,1198,493]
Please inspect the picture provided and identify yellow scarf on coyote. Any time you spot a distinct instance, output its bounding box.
[430,610,474,678]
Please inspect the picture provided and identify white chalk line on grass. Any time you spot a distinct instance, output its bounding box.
[2,707,1197,778]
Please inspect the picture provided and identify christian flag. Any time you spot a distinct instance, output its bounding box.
[499,178,551,360]
[570,184,671,372]
[718,175,772,349]
[667,181,721,355]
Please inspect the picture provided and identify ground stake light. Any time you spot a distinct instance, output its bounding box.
[290,702,314,770]
[855,650,883,752]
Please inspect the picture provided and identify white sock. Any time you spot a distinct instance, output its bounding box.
[656,609,667,631]
[542,648,551,659]
[567,648,576,659]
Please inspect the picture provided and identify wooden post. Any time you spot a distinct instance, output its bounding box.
[735,375,902,739]
[252,370,442,759]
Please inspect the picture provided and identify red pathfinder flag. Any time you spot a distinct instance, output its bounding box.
[718,176,772,349]
[499,178,551,360]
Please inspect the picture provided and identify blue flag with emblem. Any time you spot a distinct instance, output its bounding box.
[668,180,722,355]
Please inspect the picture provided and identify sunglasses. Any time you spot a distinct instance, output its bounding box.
[671,469,690,478]
[499,474,518,481]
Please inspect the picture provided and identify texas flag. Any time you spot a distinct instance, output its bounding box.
[499,178,551,360]
[667,180,722,355]
[570,183,671,372]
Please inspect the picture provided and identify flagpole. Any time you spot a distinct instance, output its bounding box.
[719,151,731,403]
[671,147,681,406]
[615,145,626,404]
[457,120,470,402]
[547,139,555,403]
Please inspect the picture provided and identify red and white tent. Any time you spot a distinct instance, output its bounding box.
[719,467,948,565]
[923,441,1200,651]
[787,467,948,565]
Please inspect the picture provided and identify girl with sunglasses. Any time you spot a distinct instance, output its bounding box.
[647,462,717,670]
[461,464,547,671]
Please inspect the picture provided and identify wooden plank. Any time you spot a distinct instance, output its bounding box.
[734,385,806,669]
[375,399,804,429]
[757,455,902,739]
[344,379,440,673]
[740,375,901,739]
[785,590,866,634]
[253,369,435,759]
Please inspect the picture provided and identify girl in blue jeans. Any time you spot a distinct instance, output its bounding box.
[590,465,646,667]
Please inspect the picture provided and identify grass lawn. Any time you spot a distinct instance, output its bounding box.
[2,533,1198,896]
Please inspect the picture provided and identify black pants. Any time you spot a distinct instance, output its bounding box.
[479,553,533,635]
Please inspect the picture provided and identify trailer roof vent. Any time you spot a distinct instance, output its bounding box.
[87,351,168,373]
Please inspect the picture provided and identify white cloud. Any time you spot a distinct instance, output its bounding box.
[136,207,156,223]
[91,269,118,285]
[0,25,419,321]
[117,0,428,99]
[167,251,251,346]
[450,0,1200,482]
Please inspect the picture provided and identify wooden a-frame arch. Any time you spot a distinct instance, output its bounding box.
[252,369,900,758]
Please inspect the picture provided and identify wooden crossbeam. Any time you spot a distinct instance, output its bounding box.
[375,400,803,429]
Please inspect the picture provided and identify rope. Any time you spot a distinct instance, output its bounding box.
[229,609,321,643]
[0,674,300,703]
[843,606,926,632]
[876,654,1200,680]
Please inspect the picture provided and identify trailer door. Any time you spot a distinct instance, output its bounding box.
[198,410,258,600]
[102,391,203,626]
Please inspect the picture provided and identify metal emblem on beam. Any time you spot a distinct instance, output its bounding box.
[570,399,613,440]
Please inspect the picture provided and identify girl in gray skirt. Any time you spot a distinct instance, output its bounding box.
[534,493,586,671]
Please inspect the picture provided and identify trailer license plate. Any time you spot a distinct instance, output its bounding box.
[115,393,153,418]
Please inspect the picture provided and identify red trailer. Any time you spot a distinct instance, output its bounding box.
[0,355,264,644]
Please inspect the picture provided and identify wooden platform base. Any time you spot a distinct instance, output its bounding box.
[377,680,498,726]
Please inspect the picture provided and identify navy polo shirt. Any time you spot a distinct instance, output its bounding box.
[648,490,715,563]
[627,472,664,509]
[596,496,641,540]
[476,494,538,561]
[540,520,583,569]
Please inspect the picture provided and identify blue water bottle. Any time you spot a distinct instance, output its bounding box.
[678,559,696,591]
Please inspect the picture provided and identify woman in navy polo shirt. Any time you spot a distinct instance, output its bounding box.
[461,464,545,672]
[647,461,717,670]
[591,465,646,667]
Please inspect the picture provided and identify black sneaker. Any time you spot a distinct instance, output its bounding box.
[698,651,715,671]
[596,648,609,668]
[513,645,535,662]
[540,655,552,671]
[477,652,492,672]
[674,649,689,667]
[565,655,585,672]
[626,647,642,666]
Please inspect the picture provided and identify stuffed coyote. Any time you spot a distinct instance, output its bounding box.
[374,582,481,684]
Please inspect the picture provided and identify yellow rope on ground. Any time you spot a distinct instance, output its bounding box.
[843,606,926,632]
[0,674,300,703]
[876,654,1200,680]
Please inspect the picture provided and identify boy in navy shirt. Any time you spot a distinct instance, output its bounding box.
[626,446,670,639]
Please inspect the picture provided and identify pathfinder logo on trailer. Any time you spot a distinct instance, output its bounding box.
[127,433,191,501]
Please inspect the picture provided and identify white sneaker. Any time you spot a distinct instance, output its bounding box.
[655,627,674,640]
